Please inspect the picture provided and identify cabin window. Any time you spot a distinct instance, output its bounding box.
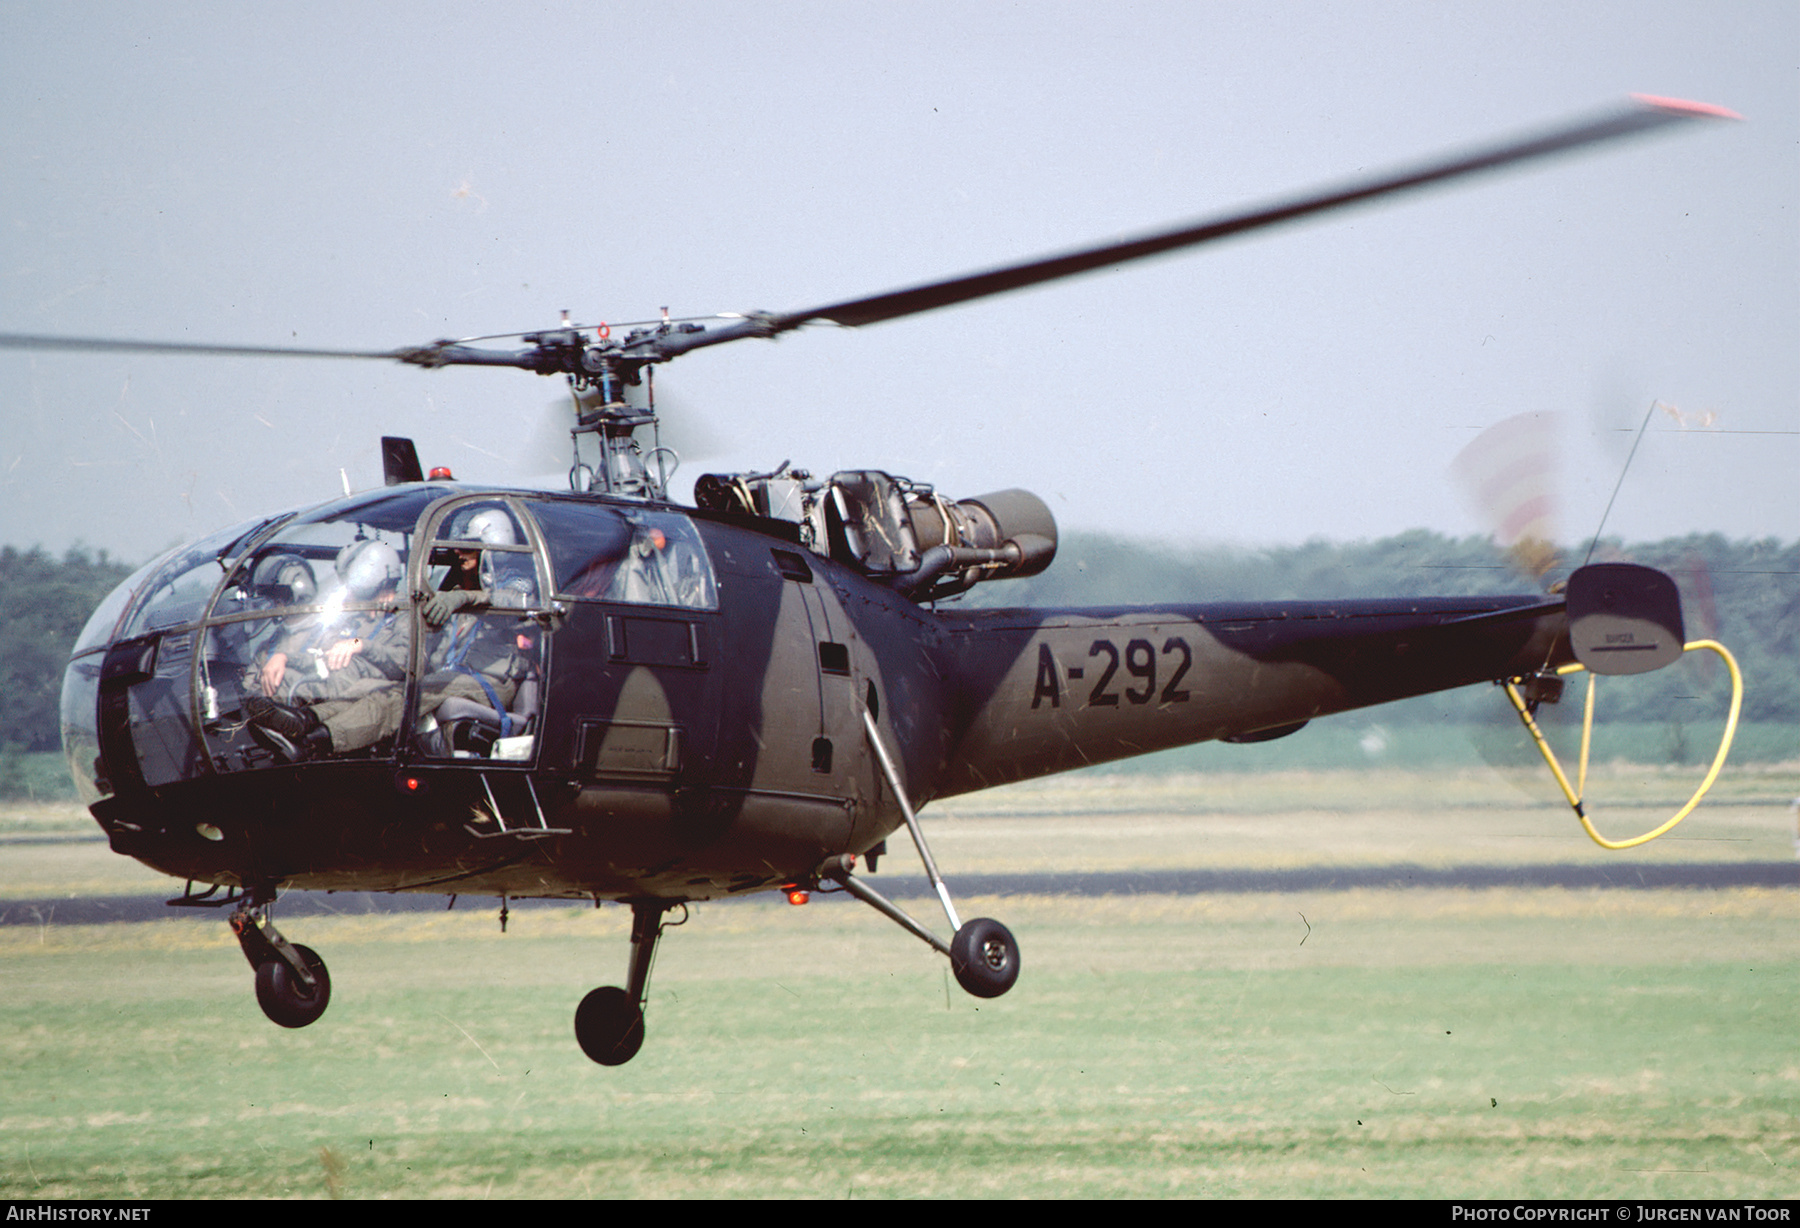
[410,498,552,762]
[530,501,717,610]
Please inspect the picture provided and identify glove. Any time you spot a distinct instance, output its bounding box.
[421,588,485,627]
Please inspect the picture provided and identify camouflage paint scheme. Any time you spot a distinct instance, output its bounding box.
[69,485,1571,905]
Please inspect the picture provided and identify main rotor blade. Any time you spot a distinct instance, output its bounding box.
[0,331,408,361]
[0,96,1736,372]
[766,95,1738,333]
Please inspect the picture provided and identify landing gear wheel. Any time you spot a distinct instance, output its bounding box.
[253,943,331,1028]
[950,917,1020,999]
[575,986,645,1066]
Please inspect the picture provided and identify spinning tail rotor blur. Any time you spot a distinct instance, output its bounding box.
[1452,410,1564,583]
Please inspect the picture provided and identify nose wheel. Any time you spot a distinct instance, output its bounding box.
[254,942,332,1028]
[230,895,332,1029]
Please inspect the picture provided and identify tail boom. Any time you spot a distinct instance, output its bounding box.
[932,592,1569,796]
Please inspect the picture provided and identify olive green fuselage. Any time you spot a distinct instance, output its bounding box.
[74,492,1567,904]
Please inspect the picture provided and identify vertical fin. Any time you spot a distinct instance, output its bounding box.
[381,436,423,486]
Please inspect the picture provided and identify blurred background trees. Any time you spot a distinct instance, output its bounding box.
[1,546,133,753]
[0,533,1791,800]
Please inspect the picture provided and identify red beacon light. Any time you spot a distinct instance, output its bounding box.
[784,885,810,906]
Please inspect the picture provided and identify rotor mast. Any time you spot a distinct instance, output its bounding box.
[396,310,780,501]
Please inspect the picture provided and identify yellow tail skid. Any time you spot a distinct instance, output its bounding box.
[1505,640,1742,850]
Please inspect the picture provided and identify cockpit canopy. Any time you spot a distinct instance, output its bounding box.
[61,488,717,804]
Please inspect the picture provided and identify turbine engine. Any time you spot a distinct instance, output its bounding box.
[695,467,1056,601]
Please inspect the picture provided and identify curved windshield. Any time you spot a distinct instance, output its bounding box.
[111,514,288,645]
[196,487,449,772]
[75,486,578,784]
[71,548,176,658]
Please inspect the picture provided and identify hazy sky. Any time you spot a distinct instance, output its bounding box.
[2,1,1794,564]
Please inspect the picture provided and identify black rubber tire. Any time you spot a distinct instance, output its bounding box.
[253,943,331,1029]
[574,986,646,1066]
[950,917,1020,999]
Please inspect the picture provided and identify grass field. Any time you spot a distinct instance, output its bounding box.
[2,764,1797,1199]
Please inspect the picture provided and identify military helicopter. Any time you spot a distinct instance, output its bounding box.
[5,95,1734,1067]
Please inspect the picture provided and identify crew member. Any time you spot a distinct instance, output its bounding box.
[248,539,408,759]
[415,506,537,749]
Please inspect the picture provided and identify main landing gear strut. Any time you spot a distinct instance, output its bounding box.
[230,891,331,1029]
[820,711,1021,999]
[569,711,1015,1069]
[573,900,673,1066]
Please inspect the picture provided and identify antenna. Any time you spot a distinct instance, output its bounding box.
[1581,401,1658,567]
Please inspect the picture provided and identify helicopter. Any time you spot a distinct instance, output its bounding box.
[5,94,1734,1067]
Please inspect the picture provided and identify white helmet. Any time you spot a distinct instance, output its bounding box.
[451,506,518,547]
[251,553,317,606]
[336,539,403,599]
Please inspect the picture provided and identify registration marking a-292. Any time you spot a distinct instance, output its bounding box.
[1031,637,1192,710]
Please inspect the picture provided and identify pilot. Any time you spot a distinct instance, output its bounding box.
[247,539,408,759]
[414,507,538,750]
[251,552,318,609]
[213,551,319,668]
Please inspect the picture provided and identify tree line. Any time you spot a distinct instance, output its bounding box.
[965,529,1798,727]
[1,546,136,754]
[1,530,1793,757]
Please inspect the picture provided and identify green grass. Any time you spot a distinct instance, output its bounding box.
[4,764,1797,1198]
[7,758,1798,902]
[2,889,1796,1198]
